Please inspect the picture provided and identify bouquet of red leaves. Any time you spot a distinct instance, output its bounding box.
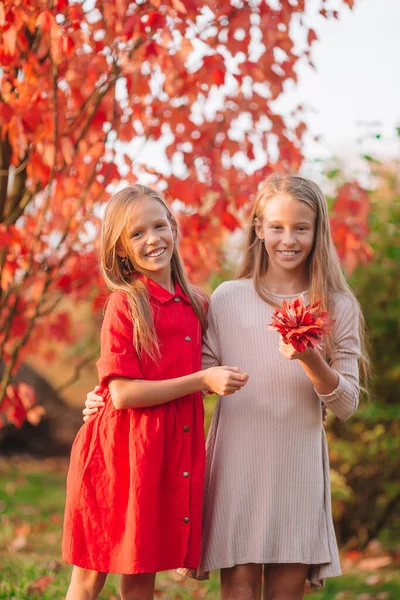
[268,295,335,353]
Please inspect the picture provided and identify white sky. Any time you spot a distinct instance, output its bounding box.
[285,0,400,167]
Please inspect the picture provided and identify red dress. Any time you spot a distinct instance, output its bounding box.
[62,277,205,574]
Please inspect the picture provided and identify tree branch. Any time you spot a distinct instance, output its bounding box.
[360,491,400,550]
[55,351,98,394]
[6,153,29,219]
[0,135,12,222]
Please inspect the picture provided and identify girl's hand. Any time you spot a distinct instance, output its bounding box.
[278,337,314,362]
[203,366,249,396]
[83,386,105,422]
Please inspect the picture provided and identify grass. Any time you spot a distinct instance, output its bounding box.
[0,457,399,599]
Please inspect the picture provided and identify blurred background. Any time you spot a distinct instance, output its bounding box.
[0,0,399,598]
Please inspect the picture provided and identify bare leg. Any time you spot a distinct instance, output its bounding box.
[119,572,156,600]
[220,563,263,600]
[65,566,107,600]
[263,563,309,600]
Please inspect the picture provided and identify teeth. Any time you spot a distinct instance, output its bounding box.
[147,248,165,258]
[280,251,297,256]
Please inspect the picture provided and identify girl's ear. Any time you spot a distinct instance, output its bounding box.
[254,217,264,240]
[116,240,127,258]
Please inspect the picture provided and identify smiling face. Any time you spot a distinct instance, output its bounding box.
[120,196,175,282]
[255,194,316,276]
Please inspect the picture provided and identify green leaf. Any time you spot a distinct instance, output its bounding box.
[362,154,381,165]
[325,168,341,180]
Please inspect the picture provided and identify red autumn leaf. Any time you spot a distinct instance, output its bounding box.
[222,211,240,232]
[61,136,75,165]
[35,10,56,32]
[307,29,318,45]
[333,181,370,221]
[0,224,14,248]
[0,385,27,428]
[268,296,335,353]
[27,575,55,595]
[345,548,362,562]
[0,2,5,26]
[171,0,187,14]
[55,0,69,9]
[202,54,226,86]
[99,162,120,182]
[146,12,166,30]
[0,101,13,123]
[330,181,373,274]
[212,68,225,86]
[2,25,17,55]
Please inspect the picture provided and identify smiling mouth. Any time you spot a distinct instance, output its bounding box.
[279,250,300,256]
[146,248,166,258]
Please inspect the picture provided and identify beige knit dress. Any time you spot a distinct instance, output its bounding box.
[181,278,360,588]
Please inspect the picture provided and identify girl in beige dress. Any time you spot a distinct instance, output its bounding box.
[84,174,368,600]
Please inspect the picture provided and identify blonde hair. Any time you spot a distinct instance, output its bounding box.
[238,173,370,390]
[100,185,207,360]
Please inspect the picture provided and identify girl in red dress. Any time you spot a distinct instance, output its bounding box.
[62,185,248,600]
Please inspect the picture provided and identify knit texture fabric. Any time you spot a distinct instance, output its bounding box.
[180,278,360,588]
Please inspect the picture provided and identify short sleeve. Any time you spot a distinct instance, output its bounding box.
[315,294,361,420]
[96,291,143,387]
[202,292,221,370]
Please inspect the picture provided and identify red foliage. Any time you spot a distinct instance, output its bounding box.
[268,296,335,353]
[0,382,44,429]
[330,182,374,275]
[0,0,364,425]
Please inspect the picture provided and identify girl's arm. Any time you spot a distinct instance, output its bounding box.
[279,340,339,394]
[279,294,361,420]
[85,290,248,416]
[109,366,248,410]
[201,291,222,369]
[83,365,248,417]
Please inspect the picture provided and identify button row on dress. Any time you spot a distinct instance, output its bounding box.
[174,297,180,302]
[184,336,191,342]
[183,425,190,432]
[183,516,190,524]
[183,471,189,478]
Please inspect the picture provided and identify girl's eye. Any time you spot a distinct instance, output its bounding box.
[297,227,307,232]
[271,225,282,230]
[156,223,165,229]
[131,231,142,238]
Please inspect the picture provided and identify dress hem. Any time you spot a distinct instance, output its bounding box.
[178,558,341,589]
[63,556,199,576]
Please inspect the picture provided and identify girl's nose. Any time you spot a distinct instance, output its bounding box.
[282,231,296,246]
[146,230,161,244]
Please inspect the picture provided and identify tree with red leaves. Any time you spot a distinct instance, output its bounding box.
[0,0,364,427]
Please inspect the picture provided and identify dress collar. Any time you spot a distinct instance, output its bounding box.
[138,274,191,305]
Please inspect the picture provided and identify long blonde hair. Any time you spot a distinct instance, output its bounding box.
[238,173,370,389]
[100,185,207,360]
